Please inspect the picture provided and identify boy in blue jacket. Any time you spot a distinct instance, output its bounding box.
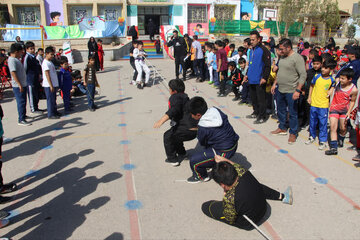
[58,57,73,113]
[187,97,239,183]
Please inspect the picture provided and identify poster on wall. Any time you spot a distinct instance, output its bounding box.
[241,0,255,20]
[187,23,208,38]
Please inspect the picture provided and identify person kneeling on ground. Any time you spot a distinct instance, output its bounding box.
[153,80,199,166]
[187,96,239,183]
[202,155,292,229]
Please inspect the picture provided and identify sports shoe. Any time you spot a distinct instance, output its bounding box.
[352,154,360,162]
[88,108,96,112]
[187,175,201,183]
[203,176,211,182]
[305,136,315,145]
[31,110,43,115]
[48,115,60,119]
[208,81,214,85]
[338,139,344,148]
[288,134,297,145]
[318,142,327,150]
[2,137,13,144]
[18,120,32,126]
[282,186,293,205]
[232,96,240,101]
[325,148,338,155]
[254,118,267,124]
[246,113,257,119]
[218,93,225,97]
[238,100,247,105]
[0,219,9,229]
[271,128,287,135]
[137,83,143,89]
[347,146,357,151]
[178,153,188,161]
[165,159,180,167]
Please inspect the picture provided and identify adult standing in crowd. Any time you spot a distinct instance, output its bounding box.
[167,30,187,81]
[184,34,195,78]
[192,35,205,82]
[271,38,306,144]
[87,37,100,71]
[244,30,271,124]
[147,19,156,42]
[128,25,138,41]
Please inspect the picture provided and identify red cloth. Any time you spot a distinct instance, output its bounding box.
[98,43,104,71]
[225,45,230,55]
[50,23,58,26]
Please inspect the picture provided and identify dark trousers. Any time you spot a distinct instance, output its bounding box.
[175,56,185,79]
[27,83,40,112]
[0,137,3,186]
[62,88,71,111]
[150,33,155,41]
[241,81,251,102]
[13,87,27,122]
[193,58,205,80]
[266,92,274,114]
[277,91,298,135]
[44,87,57,118]
[163,127,197,162]
[189,144,237,179]
[87,84,95,109]
[130,61,138,81]
[202,173,281,229]
[298,94,310,126]
[250,84,267,120]
[156,45,162,54]
[232,84,241,98]
[219,70,228,94]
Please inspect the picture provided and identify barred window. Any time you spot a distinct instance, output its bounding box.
[69,5,93,24]
[99,5,122,21]
[188,6,207,23]
[16,6,41,25]
[214,5,235,21]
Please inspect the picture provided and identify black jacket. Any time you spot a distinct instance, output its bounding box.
[24,53,41,85]
[88,41,98,56]
[303,68,321,96]
[167,37,187,58]
[147,21,156,34]
[166,93,198,129]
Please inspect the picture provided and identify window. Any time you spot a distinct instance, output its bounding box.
[214,5,235,21]
[16,6,41,25]
[69,5,92,25]
[99,5,122,21]
[188,5,207,23]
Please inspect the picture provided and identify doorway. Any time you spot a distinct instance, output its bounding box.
[138,6,169,35]
[144,15,160,35]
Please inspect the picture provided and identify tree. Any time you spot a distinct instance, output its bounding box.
[319,0,341,41]
[347,24,356,40]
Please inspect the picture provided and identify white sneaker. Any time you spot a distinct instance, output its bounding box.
[18,120,32,126]
[203,176,211,182]
[305,136,315,145]
[318,142,327,150]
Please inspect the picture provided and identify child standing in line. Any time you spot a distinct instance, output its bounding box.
[228,61,243,101]
[238,58,250,105]
[24,41,42,114]
[187,97,239,183]
[36,48,44,65]
[8,43,30,126]
[97,39,104,71]
[155,36,162,54]
[206,43,214,84]
[42,46,60,119]
[211,47,219,88]
[153,80,198,166]
[228,44,237,58]
[215,40,228,97]
[83,56,99,112]
[133,41,150,89]
[58,57,73,114]
[306,59,337,150]
[325,68,358,155]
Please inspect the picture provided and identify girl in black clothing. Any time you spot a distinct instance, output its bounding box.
[87,37,100,71]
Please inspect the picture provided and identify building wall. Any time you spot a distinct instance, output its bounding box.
[45,0,64,25]
[338,0,357,15]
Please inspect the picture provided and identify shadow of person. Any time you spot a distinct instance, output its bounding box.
[231,152,252,170]
[4,150,97,212]
[104,232,124,240]
[4,166,122,239]
[2,132,74,162]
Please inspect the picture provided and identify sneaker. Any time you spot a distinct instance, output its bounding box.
[178,153,188,161]
[238,100,247,105]
[187,175,201,184]
[338,139,344,148]
[2,137,13,144]
[218,93,225,97]
[246,113,257,119]
[318,142,327,150]
[352,154,360,162]
[203,176,211,182]
[18,120,32,126]
[208,81,214,85]
[254,118,267,124]
[232,96,240,101]
[270,128,287,135]
[88,108,95,112]
[137,83,143,89]
[0,219,9,229]
[305,136,315,145]
[288,134,297,144]
[165,159,180,167]
[31,110,43,115]
[282,186,293,205]
[325,148,338,155]
[347,146,357,151]
[55,111,62,117]
[48,115,60,119]
[271,114,278,120]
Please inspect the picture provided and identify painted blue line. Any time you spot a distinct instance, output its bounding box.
[120,140,131,145]
[53,127,62,131]
[42,145,53,150]
[124,200,142,210]
[159,92,165,95]
[118,123,127,127]
[219,105,226,108]
[24,169,39,179]
[278,149,289,154]
[118,112,126,115]
[233,116,240,119]
[251,130,260,134]
[4,209,20,220]
[119,95,125,97]
[315,177,328,185]
[122,164,136,170]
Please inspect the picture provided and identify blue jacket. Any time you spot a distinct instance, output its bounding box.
[58,68,73,90]
[24,52,41,85]
[246,44,271,85]
[335,59,360,86]
[197,107,239,150]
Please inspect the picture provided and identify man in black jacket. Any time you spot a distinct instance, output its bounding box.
[167,30,187,81]
[147,19,156,42]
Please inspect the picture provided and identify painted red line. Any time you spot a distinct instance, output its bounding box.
[119,73,141,240]
[263,221,282,240]
[188,82,360,211]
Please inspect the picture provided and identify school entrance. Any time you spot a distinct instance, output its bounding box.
[137,6,170,35]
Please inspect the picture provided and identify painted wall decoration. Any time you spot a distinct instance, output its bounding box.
[187,23,208,37]
[50,12,63,26]
[78,16,106,31]
[45,0,64,25]
[241,0,255,20]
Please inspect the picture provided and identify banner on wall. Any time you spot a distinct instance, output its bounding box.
[160,25,183,60]
[78,16,106,31]
[188,23,208,38]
